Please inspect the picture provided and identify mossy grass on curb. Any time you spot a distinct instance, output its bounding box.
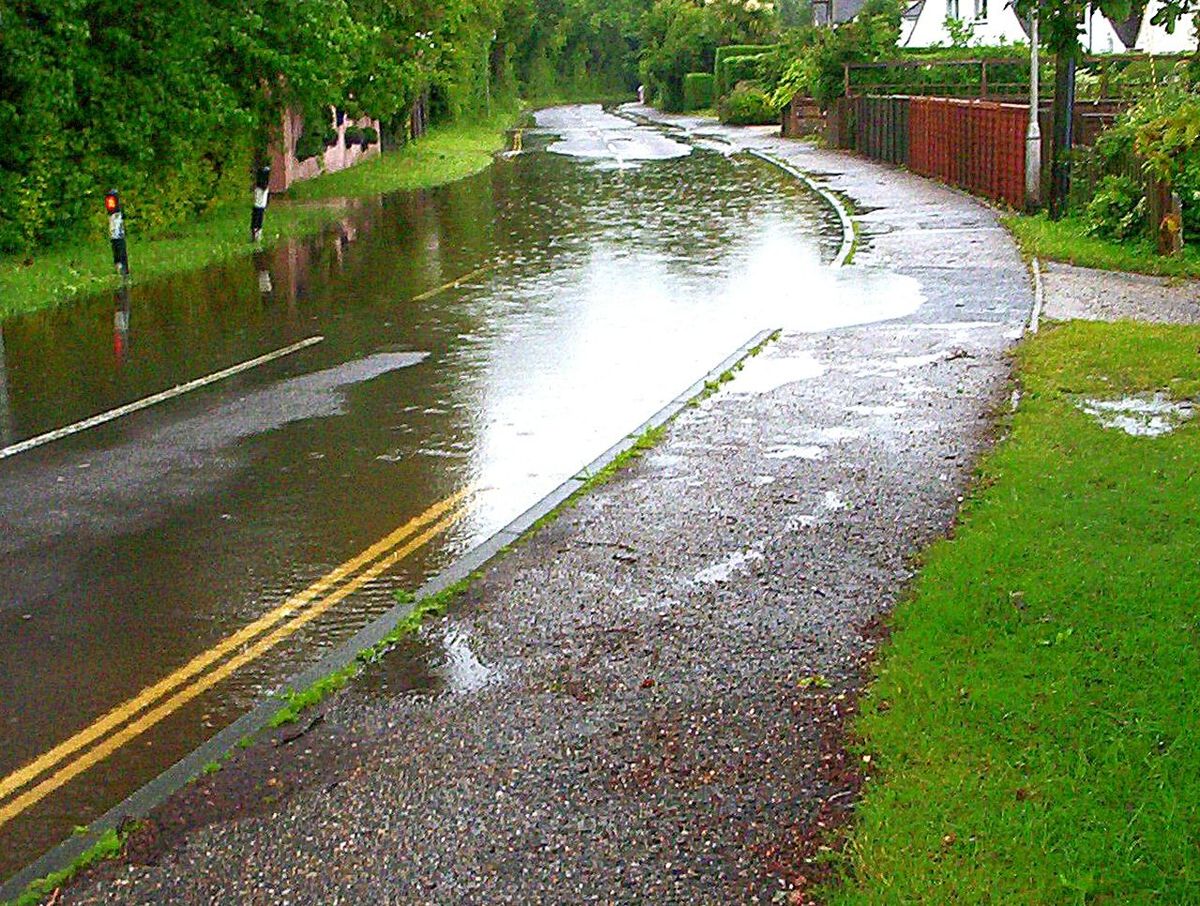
[825,320,1200,903]
[3,827,125,906]
[1005,212,1200,280]
[0,111,520,321]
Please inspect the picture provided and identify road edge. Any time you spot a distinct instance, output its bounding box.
[744,148,856,269]
[0,327,779,905]
[609,106,856,271]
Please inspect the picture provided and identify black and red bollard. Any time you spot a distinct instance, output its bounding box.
[105,190,129,277]
[250,165,271,242]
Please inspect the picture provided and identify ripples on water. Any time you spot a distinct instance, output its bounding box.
[0,105,918,877]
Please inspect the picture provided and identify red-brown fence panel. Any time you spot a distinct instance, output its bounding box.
[906,97,1026,208]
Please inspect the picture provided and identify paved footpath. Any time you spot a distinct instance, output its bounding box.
[61,110,1032,904]
[1040,260,1200,324]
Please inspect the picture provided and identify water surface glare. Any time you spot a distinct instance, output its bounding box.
[0,105,892,878]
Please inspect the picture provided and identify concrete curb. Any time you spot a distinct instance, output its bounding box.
[608,107,856,272]
[744,148,856,270]
[1029,256,1044,334]
[0,328,778,904]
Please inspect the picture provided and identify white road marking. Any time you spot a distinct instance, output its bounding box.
[0,336,324,461]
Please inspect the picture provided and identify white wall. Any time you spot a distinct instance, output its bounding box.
[903,0,1028,47]
[1081,7,1127,53]
[1137,0,1197,52]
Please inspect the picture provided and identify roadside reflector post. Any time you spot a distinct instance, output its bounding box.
[251,165,271,243]
[105,190,129,277]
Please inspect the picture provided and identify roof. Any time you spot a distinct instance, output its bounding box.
[1108,1,1147,48]
[813,0,873,25]
[902,0,925,21]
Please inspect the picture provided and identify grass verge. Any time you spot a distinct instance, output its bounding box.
[826,320,1200,903]
[0,111,519,321]
[1005,213,1200,279]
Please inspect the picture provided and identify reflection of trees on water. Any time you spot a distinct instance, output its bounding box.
[0,326,12,447]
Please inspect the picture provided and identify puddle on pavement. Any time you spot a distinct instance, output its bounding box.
[0,103,911,878]
[1076,393,1195,437]
[693,549,764,584]
[536,105,691,165]
[727,352,826,395]
[764,444,826,460]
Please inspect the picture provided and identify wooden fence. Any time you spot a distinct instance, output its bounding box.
[831,95,1028,207]
[909,98,1028,208]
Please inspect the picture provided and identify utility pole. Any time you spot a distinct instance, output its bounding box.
[1025,11,1042,208]
[484,31,497,118]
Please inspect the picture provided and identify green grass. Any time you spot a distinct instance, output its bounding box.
[266,577,476,728]
[1005,213,1200,279]
[3,828,124,906]
[826,320,1200,903]
[0,111,519,321]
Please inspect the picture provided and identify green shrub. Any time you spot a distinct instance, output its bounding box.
[717,54,767,98]
[343,126,364,147]
[1085,174,1147,241]
[718,82,778,125]
[683,72,715,110]
[1094,85,1200,238]
[639,0,723,113]
[294,127,327,162]
[362,126,379,145]
[768,0,904,109]
[715,44,776,95]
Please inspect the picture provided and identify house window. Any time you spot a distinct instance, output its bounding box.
[974,0,987,19]
[947,0,960,18]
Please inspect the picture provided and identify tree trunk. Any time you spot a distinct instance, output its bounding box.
[1049,54,1076,221]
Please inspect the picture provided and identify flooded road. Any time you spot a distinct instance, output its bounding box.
[0,105,889,878]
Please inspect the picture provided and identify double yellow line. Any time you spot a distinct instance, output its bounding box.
[0,486,474,830]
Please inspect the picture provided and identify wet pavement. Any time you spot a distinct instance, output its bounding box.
[1040,261,1200,324]
[47,107,1033,903]
[0,105,861,881]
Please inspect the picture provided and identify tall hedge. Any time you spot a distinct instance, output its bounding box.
[714,43,776,95]
[0,0,647,256]
[683,72,716,110]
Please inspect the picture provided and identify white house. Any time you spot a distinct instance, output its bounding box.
[901,0,1028,47]
[899,0,1193,53]
[1136,0,1197,51]
[1081,6,1131,53]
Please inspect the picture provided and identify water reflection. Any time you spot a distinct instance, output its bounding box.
[0,326,12,446]
[112,283,131,366]
[0,107,861,878]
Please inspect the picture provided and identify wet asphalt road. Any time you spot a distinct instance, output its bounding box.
[53,108,1033,903]
[0,106,854,881]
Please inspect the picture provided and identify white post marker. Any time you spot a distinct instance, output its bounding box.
[1026,12,1042,208]
[0,336,324,461]
[251,165,271,242]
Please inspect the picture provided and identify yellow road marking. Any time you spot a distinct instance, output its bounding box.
[409,264,494,302]
[0,503,469,830]
[0,486,472,806]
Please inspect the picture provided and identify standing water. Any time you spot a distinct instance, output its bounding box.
[0,105,902,879]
